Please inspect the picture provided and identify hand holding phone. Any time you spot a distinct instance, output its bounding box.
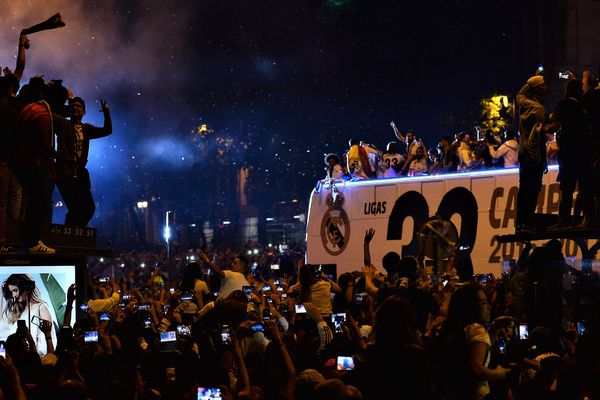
[31,315,53,334]
[177,325,191,335]
[221,325,232,346]
[198,387,222,400]
[354,292,366,304]
[331,313,347,333]
[31,315,44,327]
[84,331,99,343]
[517,323,529,340]
[496,337,508,354]
[262,309,271,320]
[180,292,193,301]
[577,321,586,335]
[536,64,544,74]
[159,331,177,342]
[336,356,355,371]
[294,304,307,314]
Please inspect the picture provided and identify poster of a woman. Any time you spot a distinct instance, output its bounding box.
[0,266,75,355]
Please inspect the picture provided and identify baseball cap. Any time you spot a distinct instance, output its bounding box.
[527,75,546,88]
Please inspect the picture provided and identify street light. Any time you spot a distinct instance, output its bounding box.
[137,201,150,244]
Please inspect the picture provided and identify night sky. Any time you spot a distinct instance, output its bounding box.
[0,0,533,225]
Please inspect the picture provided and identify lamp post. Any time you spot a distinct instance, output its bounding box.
[137,201,149,244]
[165,211,175,279]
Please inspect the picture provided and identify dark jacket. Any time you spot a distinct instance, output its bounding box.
[55,117,112,177]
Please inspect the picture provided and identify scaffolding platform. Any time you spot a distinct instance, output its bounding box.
[496,224,600,260]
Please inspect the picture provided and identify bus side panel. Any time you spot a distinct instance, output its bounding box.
[307,167,575,278]
[471,176,503,275]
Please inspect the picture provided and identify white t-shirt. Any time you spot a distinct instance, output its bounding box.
[0,302,54,356]
[304,280,333,316]
[407,140,422,158]
[194,279,209,297]
[325,164,344,180]
[217,270,249,300]
[464,323,492,400]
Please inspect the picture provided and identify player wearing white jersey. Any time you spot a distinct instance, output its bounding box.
[377,142,405,178]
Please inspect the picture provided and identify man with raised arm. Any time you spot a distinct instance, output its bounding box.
[390,121,425,173]
[0,35,29,252]
[198,249,249,300]
[55,97,112,227]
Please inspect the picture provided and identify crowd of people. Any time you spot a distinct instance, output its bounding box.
[0,33,113,255]
[322,123,522,182]
[320,68,600,231]
[0,21,599,399]
[1,232,600,400]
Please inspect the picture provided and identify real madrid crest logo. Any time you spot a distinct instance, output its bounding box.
[320,190,350,256]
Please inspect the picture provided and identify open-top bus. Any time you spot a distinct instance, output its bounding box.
[306,165,592,276]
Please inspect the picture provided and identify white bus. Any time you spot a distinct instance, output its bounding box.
[306,165,589,276]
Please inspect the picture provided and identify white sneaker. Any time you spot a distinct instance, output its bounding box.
[28,241,56,254]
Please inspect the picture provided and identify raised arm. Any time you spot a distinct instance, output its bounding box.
[516,83,537,109]
[14,35,29,83]
[198,249,225,279]
[390,121,405,141]
[63,284,76,327]
[363,228,375,267]
[324,275,341,294]
[231,332,251,396]
[265,319,296,399]
[487,143,509,160]
[100,100,112,133]
[362,264,379,298]
[86,100,112,139]
[39,319,54,354]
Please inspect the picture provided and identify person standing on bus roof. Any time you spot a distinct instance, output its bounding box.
[550,79,591,229]
[377,141,405,178]
[360,141,382,177]
[579,71,600,228]
[487,131,519,168]
[408,146,430,176]
[390,121,424,174]
[346,139,374,180]
[438,135,458,173]
[456,132,482,172]
[323,153,344,181]
[515,74,559,232]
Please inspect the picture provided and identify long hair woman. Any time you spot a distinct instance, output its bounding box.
[290,264,340,317]
[439,283,511,400]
